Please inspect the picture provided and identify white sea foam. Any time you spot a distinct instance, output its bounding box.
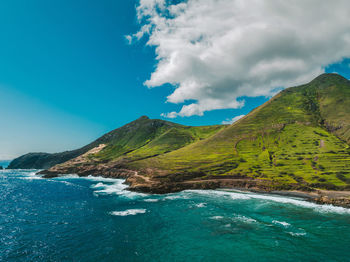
[210,216,224,220]
[110,209,147,216]
[53,174,80,179]
[272,220,291,227]
[20,172,42,180]
[184,189,350,215]
[90,182,105,188]
[143,199,159,202]
[195,203,206,208]
[57,181,76,186]
[91,179,146,198]
[288,232,306,237]
[234,215,257,224]
[50,175,145,198]
[164,194,189,200]
[185,189,251,200]
[84,175,120,182]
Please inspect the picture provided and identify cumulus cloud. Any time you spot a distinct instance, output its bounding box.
[129,0,350,118]
[222,115,246,125]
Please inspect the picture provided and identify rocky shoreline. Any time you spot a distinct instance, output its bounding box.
[38,167,350,208]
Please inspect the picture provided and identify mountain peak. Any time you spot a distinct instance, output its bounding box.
[136,115,150,121]
[311,73,348,84]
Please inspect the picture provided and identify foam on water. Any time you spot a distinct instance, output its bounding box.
[90,179,146,199]
[90,182,105,188]
[164,193,190,200]
[110,209,147,216]
[52,174,80,179]
[233,215,257,224]
[21,173,42,180]
[288,231,307,237]
[51,175,145,199]
[2,169,350,261]
[272,220,291,227]
[11,170,43,180]
[210,216,224,220]
[4,169,350,215]
[184,189,350,214]
[143,198,159,202]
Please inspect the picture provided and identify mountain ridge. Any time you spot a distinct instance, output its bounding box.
[9,73,350,206]
[8,116,224,169]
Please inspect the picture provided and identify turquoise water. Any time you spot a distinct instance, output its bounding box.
[1,169,350,261]
[0,160,10,168]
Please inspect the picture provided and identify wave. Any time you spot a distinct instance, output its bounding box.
[210,216,224,220]
[184,189,350,215]
[287,231,306,237]
[50,175,145,198]
[233,214,257,224]
[110,209,147,216]
[143,198,159,202]
[53,174,80,179]
[17,171,43,180]
[164,193,190,200]
[272,220,291,227]
[195,203,206,208]
[91,179,146,199]
[90,182,105,188]
[21,174,42,180]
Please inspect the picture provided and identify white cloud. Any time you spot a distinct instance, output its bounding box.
[222,115,245,125]
[130,0,350,118]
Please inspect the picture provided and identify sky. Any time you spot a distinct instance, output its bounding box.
[1,0,350,159]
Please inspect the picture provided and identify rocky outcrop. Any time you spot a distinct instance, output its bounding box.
[315,196,350,207]
[38,164,350,208]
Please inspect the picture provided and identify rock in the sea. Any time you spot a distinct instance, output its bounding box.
[0,166,3,170]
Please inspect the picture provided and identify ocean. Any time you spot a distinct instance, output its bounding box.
[1,167,350,261]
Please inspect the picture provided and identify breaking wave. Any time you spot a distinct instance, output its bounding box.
[184,189,350,214]
[110,209,147,216]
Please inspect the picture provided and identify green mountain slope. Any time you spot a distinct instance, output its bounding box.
[126,74,350,191]
[10,116,224,169]
[39,73,350,195]
[92,116,225,162]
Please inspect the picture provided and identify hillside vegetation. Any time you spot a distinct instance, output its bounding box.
[9,116,224,169]
[126,74,350,191]
[14,73,350,193]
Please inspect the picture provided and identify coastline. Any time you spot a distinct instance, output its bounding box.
[219,187,350,208]
[37,167,350,209]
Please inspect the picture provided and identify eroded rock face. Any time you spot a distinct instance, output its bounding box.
[315,196,350,208]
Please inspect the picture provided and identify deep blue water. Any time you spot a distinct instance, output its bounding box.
[1,169,350,262]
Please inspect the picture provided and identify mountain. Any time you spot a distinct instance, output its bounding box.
[8,116,224,169]
[11,73,350,205]
[126,73,350,190]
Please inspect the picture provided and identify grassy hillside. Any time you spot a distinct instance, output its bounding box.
[128,74,350,190]
[40,73,350,193]
[92,116,225,162]
[9,116,224,169]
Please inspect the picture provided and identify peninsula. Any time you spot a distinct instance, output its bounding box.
[9,73,350,206]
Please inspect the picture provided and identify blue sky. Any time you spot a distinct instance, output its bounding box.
[1,0,350,159]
